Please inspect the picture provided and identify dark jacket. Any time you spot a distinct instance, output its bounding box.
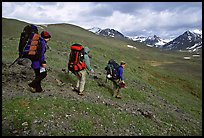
[31,37,46,69]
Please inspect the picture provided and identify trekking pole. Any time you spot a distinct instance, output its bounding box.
[8,57,20,68]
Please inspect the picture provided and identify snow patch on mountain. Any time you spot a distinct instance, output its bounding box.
[128,35,171,48]
[128,35,147,42]
[191,29,202,35]
[87,27,102,34]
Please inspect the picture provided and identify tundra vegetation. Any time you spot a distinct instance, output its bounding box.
[2,18,202,136]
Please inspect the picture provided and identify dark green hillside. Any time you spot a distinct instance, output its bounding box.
[2,17,202,136]
[2,18,29,37]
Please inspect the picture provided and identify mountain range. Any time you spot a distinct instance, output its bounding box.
[88,27,202,53]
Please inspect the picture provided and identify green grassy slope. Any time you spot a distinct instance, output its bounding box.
[2,17,202,136]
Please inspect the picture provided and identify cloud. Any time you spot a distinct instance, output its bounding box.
[108,3,202,38]
[2,2,202,39]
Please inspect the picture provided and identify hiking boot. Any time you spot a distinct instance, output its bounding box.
[29,86,44,93]
[29,87,36,93]
[72,87,79,92]
[28,83,36,93]
[35,90,45,93]
[78,92,84,96]
[116,95,122,99]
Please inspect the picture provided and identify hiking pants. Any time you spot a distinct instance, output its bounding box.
[113,79,122,97]
[76,69,86,93]
[29,69,47,92]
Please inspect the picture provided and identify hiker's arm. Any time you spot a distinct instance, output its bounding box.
[39,40,46,67]
[118,67,124,82]
[84,54,93,71]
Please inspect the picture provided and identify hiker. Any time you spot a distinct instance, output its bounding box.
[74,46,94,96]
[68,44,94,96]
[112,61,126,99]
[28,31,51,93]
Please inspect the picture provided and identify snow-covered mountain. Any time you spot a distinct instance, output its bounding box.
[87,27,202,52]
[191,29,202,36]
[128,35,170,48]
[128,35,147,42]
[143,35,168,48]
[87,27,168,46]
[87,27,125,39]
[87,27,102,34]
[98,28,125,38]
[161,30,202,52]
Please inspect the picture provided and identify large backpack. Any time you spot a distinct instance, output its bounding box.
[68,43,86,73]
[105,59,119,81]
[18,24,41,61]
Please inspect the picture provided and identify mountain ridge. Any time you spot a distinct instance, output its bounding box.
[87,27,202,53]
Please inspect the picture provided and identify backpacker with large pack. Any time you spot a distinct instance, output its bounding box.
[18,24,41,61]
[105,59,119,81]
[68,43,86,73]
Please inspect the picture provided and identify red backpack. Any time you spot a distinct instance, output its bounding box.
[68,43,86,72]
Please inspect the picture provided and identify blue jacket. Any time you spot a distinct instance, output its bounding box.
[31,37,46,69]
[117,65,124,81]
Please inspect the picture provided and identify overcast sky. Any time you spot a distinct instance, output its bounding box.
[2,2,202,39]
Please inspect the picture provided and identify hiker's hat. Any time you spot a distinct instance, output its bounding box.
[121,61,126,65]
[41,31,51,39]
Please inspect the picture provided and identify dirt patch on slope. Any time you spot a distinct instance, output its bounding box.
[145,60,174,67]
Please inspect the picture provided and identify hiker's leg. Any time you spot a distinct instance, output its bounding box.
[112,80,115,95]
[112,80,117,97]
[113,88,118,97]
[76,79,80,90]
[112,80,119,97]
[116,88,122,98]
[35,71,47,92]
[29,69,40,89]
[79,70,86,93]
[75,72,81,91]
[29,69,47,92]
[112,80,118,89]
